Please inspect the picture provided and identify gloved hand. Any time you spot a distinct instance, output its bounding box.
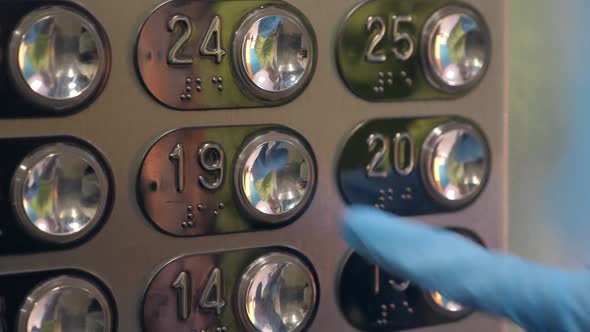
[341,205,590,332]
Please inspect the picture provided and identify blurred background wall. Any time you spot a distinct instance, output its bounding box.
[509,0,590,329]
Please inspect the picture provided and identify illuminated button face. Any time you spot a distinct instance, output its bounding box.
[234,131,315,224]
[18,276,112,332]
[8,6,109,111]
[421,122,489,208]
[421,6,490,93]
[238,253,317,332]
[234,6,315,101]
[11,143,109,244]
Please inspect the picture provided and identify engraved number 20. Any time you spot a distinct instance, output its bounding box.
[366,132,414,178]
[167,14,226,65]
[365,15,414,63]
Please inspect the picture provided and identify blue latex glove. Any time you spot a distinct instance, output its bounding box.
[341,205,590,332]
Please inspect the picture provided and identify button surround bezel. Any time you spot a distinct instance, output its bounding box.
[10,143,110,244]
[231,5,317,103]
[17,275,113,332]
[233,129,317,225]
[7,5,111,112]
[236,252,318,332]
[420,121,491,209]
[420,5,491,94]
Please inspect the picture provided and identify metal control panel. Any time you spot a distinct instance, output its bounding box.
[0,0,507,331]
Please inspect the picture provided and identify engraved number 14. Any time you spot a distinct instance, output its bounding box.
[172,268,225,321]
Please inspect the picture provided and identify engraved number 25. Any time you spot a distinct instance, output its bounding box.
[365,15,414,63]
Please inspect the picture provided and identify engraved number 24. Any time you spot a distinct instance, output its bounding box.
[365,15,414,63]
[167,14,226,65]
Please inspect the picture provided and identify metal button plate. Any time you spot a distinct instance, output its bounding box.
[136,0,316,110]
[339,228,483,331]
[7,5,110,112]
[336,0,490,101]
[137,126,316,236]
[337,117,490,215]
[142,248,318,332]
[11,143,110,245]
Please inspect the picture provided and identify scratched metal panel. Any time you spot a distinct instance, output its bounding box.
[0,0,508,331]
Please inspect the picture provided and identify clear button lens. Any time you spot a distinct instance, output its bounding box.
[234,6,315,101]
[11,143,109,244]
[238,253,317,332]
[18,276,112,332]
[421,6,490,93]
[421,122,489,208]
[8,6,108,111]
[235,131,315,224]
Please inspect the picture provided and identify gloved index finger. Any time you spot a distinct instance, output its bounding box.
[341,205,590,332]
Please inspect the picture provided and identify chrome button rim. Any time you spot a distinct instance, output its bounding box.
[420,122,490,208]
[7,5,110,112]
[237,252,318,332]
[232,6,316,102]
[234,130,316,225]
[420,5,491,93]
[18,275,112,332]
[11,143,110,244]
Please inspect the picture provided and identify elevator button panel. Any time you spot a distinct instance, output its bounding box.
[337,117,490,215]
[136,0,316,110]
[337,1,490,101]
[0,2,110,116]
[137,126,317,236]
[142,248,318,332]
[0,137,113,254]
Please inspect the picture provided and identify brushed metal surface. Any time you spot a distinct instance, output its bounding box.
[0,0,508,331]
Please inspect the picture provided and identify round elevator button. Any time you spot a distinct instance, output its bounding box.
[234,131,315,224]
[420,6,490,93]
[420,122,489,208]
[11,143,110,244]
[8,6,109,112]
[237,252,317,332]
[233,6,315,102]
[18,276,112,332]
